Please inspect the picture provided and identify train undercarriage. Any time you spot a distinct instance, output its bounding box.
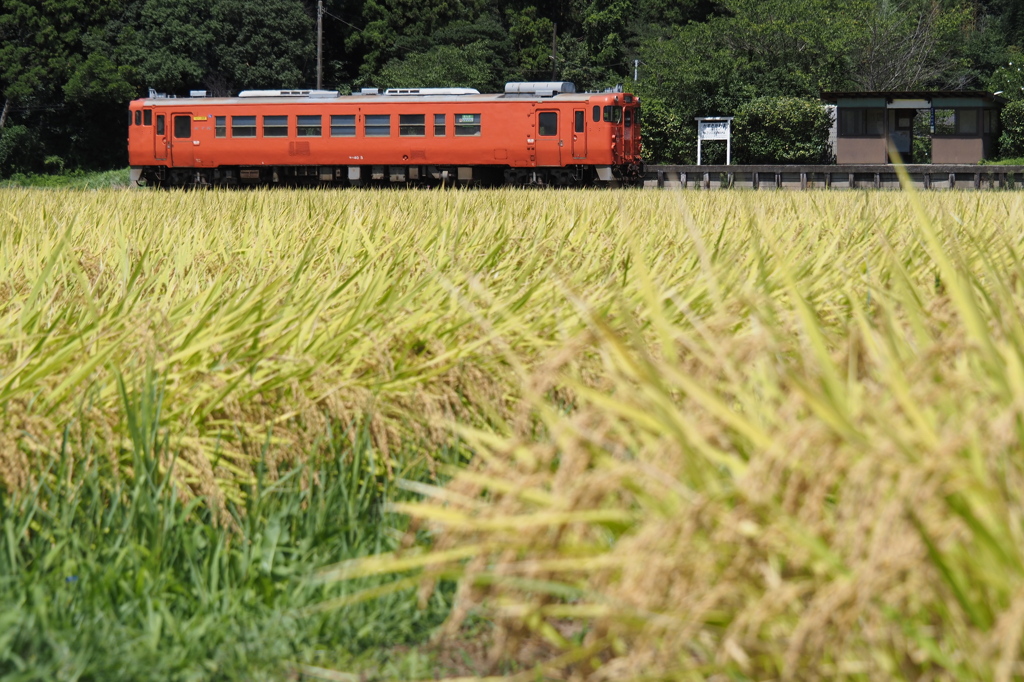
[135,163,644,189]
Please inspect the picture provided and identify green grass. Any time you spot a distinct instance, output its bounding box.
[0,370,459,680]
[0,168,131,189]
[980,156,1024,165]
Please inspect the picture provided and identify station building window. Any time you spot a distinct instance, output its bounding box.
[454,113,481,136]
[215,116,226,137]
[838,108,885,136]
[263,115,288,137]
[297,115,322,137]
[330,114,355,137]
[365,114,391,137]
[931,109,954,135]
[400,114,425,136]
[957,109,978,134]
[984,109,997,134]
[932,108,984,136]
[144,110,152,126]
[434,114,446,136]
[232,115,256,137]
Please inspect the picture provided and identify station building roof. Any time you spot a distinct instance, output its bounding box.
[822,91,1007,106]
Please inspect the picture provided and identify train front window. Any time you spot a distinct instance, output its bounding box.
[232,116,255,137]
[624,109,631,128]
[330,115,355,137]
[454,113,481,136]
[538,112,557,136]
[400,114,425,136]
[143,110,152,126]
[603,106,622,123]
[173,115,191,138]
[297,115,322,137]
[263,115,288,137]
[365,114,391,137]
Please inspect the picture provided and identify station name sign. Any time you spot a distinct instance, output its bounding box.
[698,120,730,140]
[695,116,734,165]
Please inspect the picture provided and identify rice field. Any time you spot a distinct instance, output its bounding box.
[3,186,1024,679]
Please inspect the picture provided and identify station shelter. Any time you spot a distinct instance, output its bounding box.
[821,91,1006,164]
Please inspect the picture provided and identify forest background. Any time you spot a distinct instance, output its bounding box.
[1,0,1023,173]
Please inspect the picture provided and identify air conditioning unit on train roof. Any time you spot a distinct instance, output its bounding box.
[504,82,576,96]
[383,88,480,95]
[237,89,339,98]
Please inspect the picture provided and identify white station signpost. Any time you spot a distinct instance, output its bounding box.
[695,116,733,166]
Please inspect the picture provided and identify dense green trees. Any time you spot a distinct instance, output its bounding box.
[0,0,1021,172]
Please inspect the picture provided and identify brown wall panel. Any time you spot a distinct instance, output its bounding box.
[932,137,983,164]
[837,137,887,164]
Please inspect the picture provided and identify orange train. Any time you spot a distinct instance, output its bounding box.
[127,82,643,188]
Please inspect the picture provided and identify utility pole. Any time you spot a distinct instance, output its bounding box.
[0,99,8,132]
[316,0,323,90]
[550,23,557,81]
[634,59,639,82]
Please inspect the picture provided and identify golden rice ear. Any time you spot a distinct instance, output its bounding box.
[323,190,1024,680]
[10,187,1024,679]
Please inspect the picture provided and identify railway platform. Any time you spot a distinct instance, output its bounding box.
[644,164,1024,190]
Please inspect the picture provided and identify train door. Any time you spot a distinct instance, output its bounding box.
[153,112,167,161]
[571,108,587,159]
[536,110,562,166]
[622,108,635,158]
[170,113,194,166]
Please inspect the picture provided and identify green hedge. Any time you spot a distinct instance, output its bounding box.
[999,100,1024,159]
[733,97,833,164]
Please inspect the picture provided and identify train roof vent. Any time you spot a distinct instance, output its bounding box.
[237,89,339,98]
[504,82,576,96]
[383,88,480,96]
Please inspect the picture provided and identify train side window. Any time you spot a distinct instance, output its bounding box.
[574,110,584,133]
[232,115,256,137]
[156,115,165,135]
[592,105,599,122]
[624,109,631,128]
[263,115,288,137]
[454,113,481,136]
[330,114,355,137]
[603,106,622,123]
[538,112,557,136]
[297,115,322,137]
[365,114,391,137]
[143,110,152,126]
[215,116,226,137]
[400,114,425,136]
[173,115,191,138]
[434,114,446,136]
